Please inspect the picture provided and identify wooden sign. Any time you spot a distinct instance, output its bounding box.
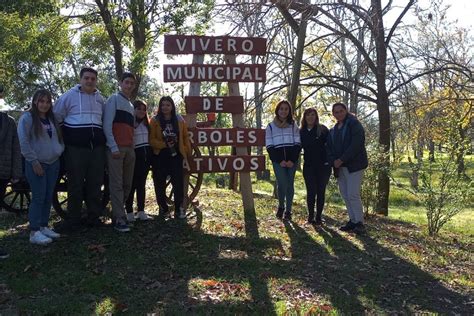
[188,128,266,146]
[185,96,243,114]
[164,35,266,55]
[185,155,265,173]
[163,64,266,82]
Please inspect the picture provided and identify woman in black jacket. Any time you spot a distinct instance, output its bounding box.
[300,108,331,225]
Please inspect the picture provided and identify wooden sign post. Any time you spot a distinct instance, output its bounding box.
[164,35,267,211]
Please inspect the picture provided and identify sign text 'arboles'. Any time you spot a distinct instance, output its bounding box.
[164,35,266,55]
[188,128,266,147]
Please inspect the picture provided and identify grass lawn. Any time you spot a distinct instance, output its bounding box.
[0,177,473,314]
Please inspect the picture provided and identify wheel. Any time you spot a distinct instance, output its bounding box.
[165,144,203,207]
[1,180,30,213]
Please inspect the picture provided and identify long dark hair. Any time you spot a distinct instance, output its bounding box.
[29,89,63,143]
[300,107,319,129]
[274,100,294,125]
[156,96,179,136]
[133,99,150,131]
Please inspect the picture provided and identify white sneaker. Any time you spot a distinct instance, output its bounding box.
[126,212,136,222]
[40,227,60,239]
[178,208,187,219]
[136,211,153,221]
[30,231,52,245]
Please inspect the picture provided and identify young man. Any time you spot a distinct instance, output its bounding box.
[54,67,107,231]
[103,72,137,232]
[0,85,22,258]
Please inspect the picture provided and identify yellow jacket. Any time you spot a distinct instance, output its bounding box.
[149,115,192,162]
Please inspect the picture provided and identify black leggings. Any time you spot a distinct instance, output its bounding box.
[126,146,152,213]
[303,164,331,220]
[151,151,183,215]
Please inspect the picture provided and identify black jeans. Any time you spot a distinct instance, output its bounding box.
[64,145,105,222]
[125,146,152,213]
[151,151,183,215]
[303,164,331,221]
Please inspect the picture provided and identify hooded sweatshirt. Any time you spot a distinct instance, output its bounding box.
[17,112,65,164]
[53,84,106,148]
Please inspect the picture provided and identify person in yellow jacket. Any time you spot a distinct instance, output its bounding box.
[149,96,191,219]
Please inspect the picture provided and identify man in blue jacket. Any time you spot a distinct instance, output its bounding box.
[327,102,368,234]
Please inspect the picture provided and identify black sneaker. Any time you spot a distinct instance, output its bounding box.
[54,220,80,234]
[0,249,9,259]
[276,207,284,219]
[353,222,366,235]
[339,221,357,231]
[283,212,292,221]
[314,218,323,225]
[307,217,316,224]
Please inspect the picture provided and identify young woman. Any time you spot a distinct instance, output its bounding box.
[326,102,368,233]
[18,89,65,245]
[265,100,301,221]
[125,100,153,222]
[149,96,191,219]
[300,108,331,225]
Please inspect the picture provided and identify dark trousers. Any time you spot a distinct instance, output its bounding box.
[64,145,105,222]
[126,146,152,213]
[151,151,183,215]
[303,164,331,221]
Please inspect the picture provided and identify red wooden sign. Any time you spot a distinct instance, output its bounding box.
[185,96,243,114]
[185,155,265,173]
[164,35,266,55]
[163,64,266,82]
[188,128,266,146]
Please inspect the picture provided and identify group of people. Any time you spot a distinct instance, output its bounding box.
[0,67,368,257]
[265,100,368,233]
[0,67,192,251]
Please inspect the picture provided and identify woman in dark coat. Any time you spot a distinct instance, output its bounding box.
[300,108,331,225]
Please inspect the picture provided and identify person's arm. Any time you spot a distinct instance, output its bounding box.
[103,95,119,154]
[265,123,280,163]
[287,124,301,163]
[326,128,336,166]
[339,120,365,163]
[17,114,44,176]
[53,94,68,124]
[149,118,166,151]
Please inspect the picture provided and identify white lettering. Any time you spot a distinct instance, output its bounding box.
[210,131,222,143]
[236,130,244,143]
[188,131,194,144]
[233,158,244,171]
[197,67,206,79]
[226,131,232,143]
[176,38,187,52]
[203,98,211,110]
[217,158,228,170]
[183,159,191,171]
[215,38,223,51]
[198,131,207,144]
[242,67,252,80]
[215,98,223,110]
[250,157,259,170]
[215,67,224,79]
[255,67,263,81]
[248,131,257,144]
[199,38,211,51]
[242,39,254,52]
[166,67,181,80]
[194,157,203,171]
[184,67,195,79]
[228,38,236,52]
[232,67,242,80]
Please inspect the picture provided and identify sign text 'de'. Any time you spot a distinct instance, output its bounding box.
[184,155,265,173]
[185,96,243,114]
[163,64,266,82]
[188,128,265,146]
[164,35,266,55]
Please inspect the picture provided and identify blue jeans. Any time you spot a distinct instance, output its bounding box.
[272,162,297,214]
[25,160,60,231]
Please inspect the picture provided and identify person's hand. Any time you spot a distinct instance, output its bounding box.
[167,139,175,147]
[280,161,287,167]
[111,151,121,159]
[286,161,294,168]
[32,161,44,176]
[334,159,343,168]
